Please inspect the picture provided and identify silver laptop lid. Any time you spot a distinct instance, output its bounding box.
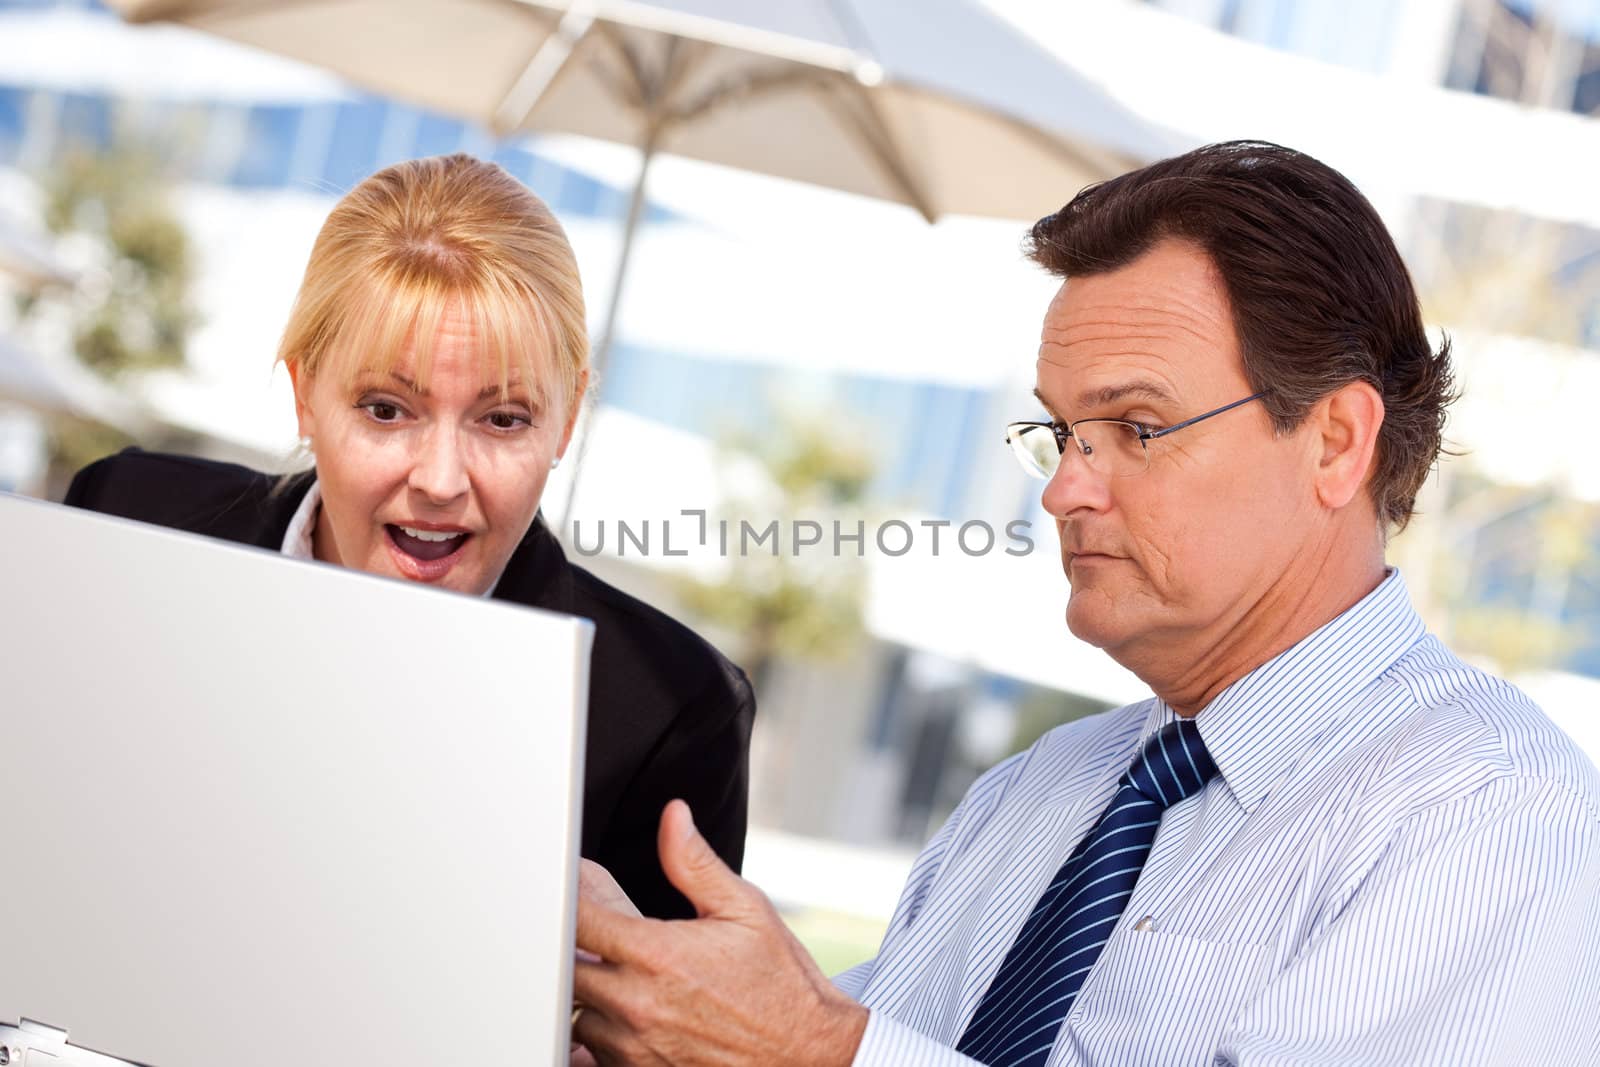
[0,493,591,1067]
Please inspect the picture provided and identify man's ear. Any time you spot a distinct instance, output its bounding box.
[286,360,316,441]
[1312,380,1384,512]
[556,368,591,460]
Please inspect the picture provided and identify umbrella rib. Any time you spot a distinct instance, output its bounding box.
[819,79,937,223]
[669,66,827,126]
[592,22,703,115]
[999,109,1130,185]
[656,36,707,115]
[587,22,649,109]
[492,1,599,136]
[121,0,329,23]
[886,83,1131,185]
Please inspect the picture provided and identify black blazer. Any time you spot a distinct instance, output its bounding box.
[65,449,755,920]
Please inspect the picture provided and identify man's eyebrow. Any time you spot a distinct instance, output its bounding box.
[1032,381,1177,420]
[1075,381,1176,410]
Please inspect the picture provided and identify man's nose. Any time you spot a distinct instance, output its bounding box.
[408,425,470,505]
[1040,440,1112,517]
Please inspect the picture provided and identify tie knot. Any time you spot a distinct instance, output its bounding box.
[1124,719,1217,809]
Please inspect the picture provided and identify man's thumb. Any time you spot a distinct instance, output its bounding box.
[658,800,745,917]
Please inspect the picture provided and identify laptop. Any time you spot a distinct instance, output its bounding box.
[0,492,592,1066]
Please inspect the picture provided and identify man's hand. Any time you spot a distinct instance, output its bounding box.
[571,860,642,1064]
[580,858,642,921]
[572,800,869,1066]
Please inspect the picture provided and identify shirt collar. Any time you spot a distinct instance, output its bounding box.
[1148,568,1426,814]
[278,478,501,598]
[280,479,320,561]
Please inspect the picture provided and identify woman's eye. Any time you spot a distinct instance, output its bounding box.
[362,401,403,423]
[486,411,529,431]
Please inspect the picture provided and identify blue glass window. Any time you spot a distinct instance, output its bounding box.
[555,168,605,217]
[0,86,28,165]
[490,143,535,184]
[322,97,388,193]
[56,91,110,151]
[600,345,993,517]
[412,109,464,159]
[1575,41,1600,111]
[232,105,300,188]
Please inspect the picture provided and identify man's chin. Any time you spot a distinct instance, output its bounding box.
[1064,596,1131,651]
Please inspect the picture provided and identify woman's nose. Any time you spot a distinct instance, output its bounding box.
[408,425,470,504]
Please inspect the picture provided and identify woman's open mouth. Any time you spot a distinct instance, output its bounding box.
[385,523,472,581]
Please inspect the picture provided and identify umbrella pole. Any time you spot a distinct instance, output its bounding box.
[555,128,659,528]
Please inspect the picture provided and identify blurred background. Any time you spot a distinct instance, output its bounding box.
[3,0,1600,973]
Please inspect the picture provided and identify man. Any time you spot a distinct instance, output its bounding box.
[571,141,1600,1065]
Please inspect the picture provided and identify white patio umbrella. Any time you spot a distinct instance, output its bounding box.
[0,5,348,103]
[108,0,1177,502]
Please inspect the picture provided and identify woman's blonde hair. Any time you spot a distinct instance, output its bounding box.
[278,154,588,417]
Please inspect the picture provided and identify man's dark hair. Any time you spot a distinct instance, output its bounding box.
[1026,140,1454,532]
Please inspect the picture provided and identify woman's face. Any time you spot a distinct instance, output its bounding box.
[290,303,581,596]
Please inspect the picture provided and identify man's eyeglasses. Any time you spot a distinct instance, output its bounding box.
[1005,392,1267,479]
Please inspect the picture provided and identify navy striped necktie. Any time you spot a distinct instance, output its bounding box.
[956,719,1218,1067]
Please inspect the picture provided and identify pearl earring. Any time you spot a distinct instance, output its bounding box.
[549,456,561,470]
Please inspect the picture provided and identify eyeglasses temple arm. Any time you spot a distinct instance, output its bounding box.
[1144,391,1267,440]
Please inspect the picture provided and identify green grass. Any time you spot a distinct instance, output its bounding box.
[782,908,889,977]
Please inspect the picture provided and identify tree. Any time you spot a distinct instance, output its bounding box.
[1393,470,1596,675]
[675,409,873,698]
[17,140,196,484]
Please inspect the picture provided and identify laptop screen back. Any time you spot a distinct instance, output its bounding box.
[0,493,590,1066]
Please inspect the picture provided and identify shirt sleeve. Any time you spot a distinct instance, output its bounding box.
[1219,775,1600,1066]
[849,1012,988,1067]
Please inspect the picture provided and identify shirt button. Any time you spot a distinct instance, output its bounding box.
[1133,915,1155,932]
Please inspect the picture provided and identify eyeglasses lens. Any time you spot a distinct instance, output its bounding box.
[1007,424,1060,479]
[1006,422,1150,479]
[1074,422,1149,477]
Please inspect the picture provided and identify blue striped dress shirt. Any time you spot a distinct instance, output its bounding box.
[835,571,1600,1065]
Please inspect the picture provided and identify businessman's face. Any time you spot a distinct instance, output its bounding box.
[290,300,579,596]
[1033,239,1319,675]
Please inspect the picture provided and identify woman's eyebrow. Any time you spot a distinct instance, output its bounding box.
[374,370,423,395]
[371,370,531,402]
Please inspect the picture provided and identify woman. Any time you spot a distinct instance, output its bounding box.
[64,154,754,920]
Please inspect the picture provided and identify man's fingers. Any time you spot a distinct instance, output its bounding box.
[579,858,642,918]
[571,1000,639,1067]
[573,960,658,1067]
[576,894,651,962]
[656,799,752,918]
